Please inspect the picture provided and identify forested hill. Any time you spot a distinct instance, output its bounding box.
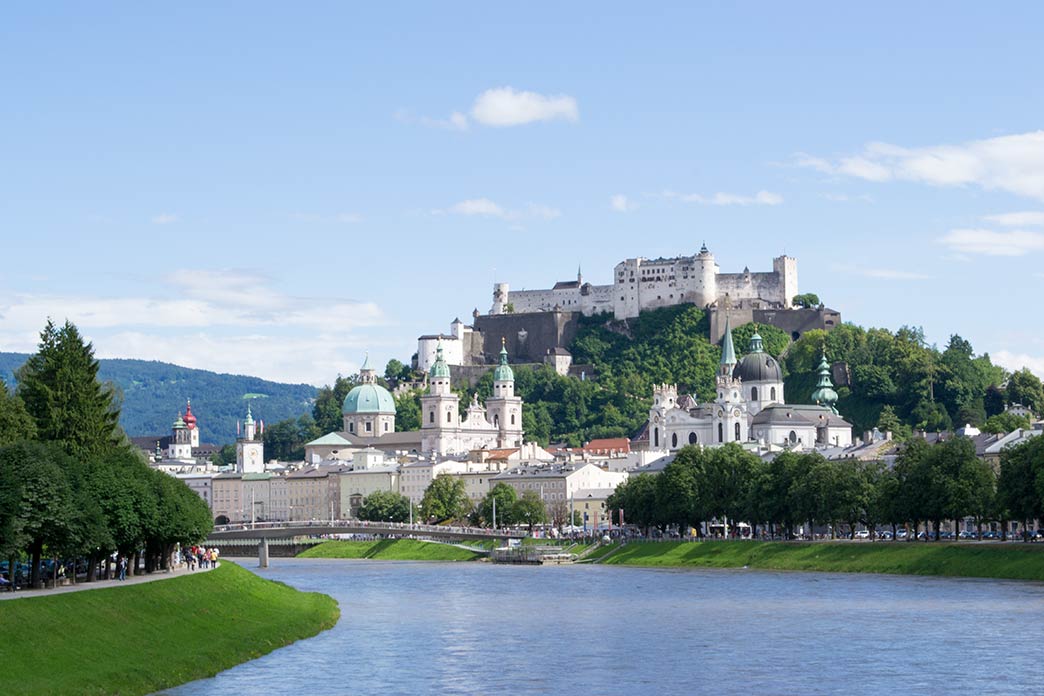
[0,353,316,444]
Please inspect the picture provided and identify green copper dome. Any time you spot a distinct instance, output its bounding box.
[342,383,396,415]
[493,340,514,382]
[429,342,451,379]
[811,350,839,412]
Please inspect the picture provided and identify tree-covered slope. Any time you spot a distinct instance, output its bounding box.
[0,353,316,444]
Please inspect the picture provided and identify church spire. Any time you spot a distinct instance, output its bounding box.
[720,311,737,374]
[811,347,839,414]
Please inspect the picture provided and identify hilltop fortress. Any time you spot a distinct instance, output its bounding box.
[492,244,798,319]
[416,244,839,374]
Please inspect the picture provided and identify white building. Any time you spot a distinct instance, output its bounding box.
[492,245,798,320]
[647,314,852,453]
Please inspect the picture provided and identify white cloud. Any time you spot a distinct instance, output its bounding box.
[982,211,1044,227]
[993,350,1044,380]
[938,228,1044,256]
[833,264,931,280]
[470,87,578,127]
[152,213,178,225]
[796,130,1044,201]
[394,108,469,131]
[661,190,784,206]
[0,271,385,385]
[433,198,560,221]
[610,194,638,212]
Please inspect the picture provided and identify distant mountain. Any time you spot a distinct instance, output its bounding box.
[0,353,317,445]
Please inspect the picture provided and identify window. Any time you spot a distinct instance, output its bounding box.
[366,422,372,432]
[671,433,678,448]
[653,427,659,448]
[751,387,758,401]
[511,414,516,425]
[349,422,355,433]
[494,414,500,427]
[429,411,434,424]
[789,430,797,444]
[718,423,724,443]
[446,411,452,423]
[735,422,741,441]
[770,387,777,401]
[689,432,697,444]
[384,422,389,432]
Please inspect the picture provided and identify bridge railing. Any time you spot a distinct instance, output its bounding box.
[210,520,526,538]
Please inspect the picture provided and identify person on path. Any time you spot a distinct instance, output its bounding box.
[117,556,127,582]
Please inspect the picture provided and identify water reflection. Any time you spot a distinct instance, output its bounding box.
[164,560,1044,696]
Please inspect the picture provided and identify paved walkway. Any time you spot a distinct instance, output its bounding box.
[0,562,219,601]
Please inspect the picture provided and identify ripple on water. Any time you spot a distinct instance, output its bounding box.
[162,560,1044,696]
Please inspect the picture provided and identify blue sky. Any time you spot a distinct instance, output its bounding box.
[2,3,1043,384]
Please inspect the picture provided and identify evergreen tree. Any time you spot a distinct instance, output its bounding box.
[16,320,122,459]
[0,381,37,445]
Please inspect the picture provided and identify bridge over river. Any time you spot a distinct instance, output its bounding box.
[208,521,525,565]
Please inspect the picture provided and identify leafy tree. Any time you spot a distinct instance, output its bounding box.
[210,443,237,467]
[998,436,1044,539]
[0,381,37,445]
[983,412,1032,435]
[984,385,1007,418]
[477,483,518,527]
[607,473,659,533]
[312,375,359,434]
[792,293,821,308]
[357,490,413,522]
[700,443,758,530]
[394,389,423,432]
[513,490,547,532]
[262,415,320,461]
[420,474,470,523]
[0,441,75,587]
[384,359,412,383]
[1006,369,1044,415]
[16,320,123,459]
[656,447,704,532]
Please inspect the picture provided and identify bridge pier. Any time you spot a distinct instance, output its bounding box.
[258,538,269,568]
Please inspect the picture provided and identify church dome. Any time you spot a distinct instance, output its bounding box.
[342,383,396,415]
[733,352,783,383]
[183,401,197,429]
[493,340,514,382]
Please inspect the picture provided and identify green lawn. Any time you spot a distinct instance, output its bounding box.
[602,541,1044,580]
[298,539,483,561]
[0,562,339,696]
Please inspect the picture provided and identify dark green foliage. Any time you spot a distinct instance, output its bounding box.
[261,415,320,461]
[357,490,413,522]
[784,326,1008,435]
[475,483,519,527]
[1006,368,1044,415]
[311,375,358,434]
[420,474,471,522]
[394,389,423,432]
[983,412,1032,435]
[997,436,1044,529]
[0,381,36,445]
[792,293,821,308]
[0,352,316,444]
[16,321,123,459]
[513,490,548,532]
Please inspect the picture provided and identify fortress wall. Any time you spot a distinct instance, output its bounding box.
[717,272,785,305]
[473,311,581,363]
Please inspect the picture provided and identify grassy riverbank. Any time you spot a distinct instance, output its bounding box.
[0,562,339,696]
[299,538,483,561]
[601,541,1044,581]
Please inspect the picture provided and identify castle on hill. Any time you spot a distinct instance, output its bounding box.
[492,243,798,320]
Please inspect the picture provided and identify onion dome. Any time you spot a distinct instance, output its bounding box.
[173,412,186,429]
[183,400,197,429]
[429,341,451,380]
[493,338,514,382]
[733,326,783,383]
[811,350,839,413]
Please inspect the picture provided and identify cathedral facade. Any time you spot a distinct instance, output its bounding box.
[647,315,852,453]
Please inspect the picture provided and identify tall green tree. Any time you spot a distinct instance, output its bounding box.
[477,483,518,527]
[513,490,547,532]
[0,381,37,445]
[1006,369,1044,415]
[16,320,123,459]
[312,375,359,433]
[420,474,470,523]
[998,436,1044,538]
[357,490,413,523]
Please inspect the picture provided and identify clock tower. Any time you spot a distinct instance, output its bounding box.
[236,405,265,473]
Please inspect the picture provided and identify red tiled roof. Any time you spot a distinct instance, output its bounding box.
[583,438,631,454]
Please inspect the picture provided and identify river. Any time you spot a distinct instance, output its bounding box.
[164,559,1044,695]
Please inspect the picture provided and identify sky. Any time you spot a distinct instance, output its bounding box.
[2,3,1044,385]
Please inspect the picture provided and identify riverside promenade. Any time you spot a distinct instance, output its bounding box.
[0,562,217,601]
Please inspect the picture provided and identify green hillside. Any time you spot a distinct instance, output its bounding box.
[0,353,316,444]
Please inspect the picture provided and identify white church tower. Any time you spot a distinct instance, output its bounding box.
[713,310,749,443]
[421,342,460,454]
[236,405,265,473]
[485,339,524,448]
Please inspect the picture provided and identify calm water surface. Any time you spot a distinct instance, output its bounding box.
[164,559,1044,695]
